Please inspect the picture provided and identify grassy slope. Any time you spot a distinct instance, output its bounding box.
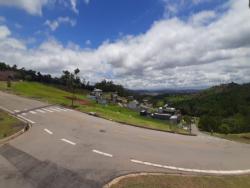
[0,81,187,134]
[213,132,250,144]
[111,174,250,188]
[0,110,25,139]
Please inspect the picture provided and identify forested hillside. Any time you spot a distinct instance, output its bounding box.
[174,83,250,134]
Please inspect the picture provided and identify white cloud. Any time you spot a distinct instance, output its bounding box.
[0,0,250,89]
[0,25,10,39]
[189,11,216,26]
[45,17,76,31]
[70,0,78,14]
[0,0,49,15]
[162,0,214,18]
[0,0,82,15]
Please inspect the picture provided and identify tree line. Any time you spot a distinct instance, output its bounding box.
[173,83,250,134]
[0,62,129,96]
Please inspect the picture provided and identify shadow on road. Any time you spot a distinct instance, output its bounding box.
[0,144,101,188]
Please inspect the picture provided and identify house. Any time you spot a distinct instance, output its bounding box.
[153,113,171,120]
[158,107,164,113]
[91,88,103,98]
[127,100,139,110]
[142,99,153,108]
[111,92,118,103]
[164,104,169,108]
[170,114,181,124]
[164,107,176,113]
[140,110,148,116]
[170,115,178,124]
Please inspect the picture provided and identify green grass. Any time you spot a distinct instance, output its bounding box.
[212,132,250,144]
[77,104,183,133]
[0,110,25,139]
[110,174,250,188]
[0,81,85,106]
[0,81,187,134]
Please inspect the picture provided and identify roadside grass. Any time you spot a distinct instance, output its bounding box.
[0,81,187,134]
[212,132,250,144]
[0,81,85,106]
[195,118,250,144]
[110,174,250,188]
[77,104,183,133]
[0,110,25,139]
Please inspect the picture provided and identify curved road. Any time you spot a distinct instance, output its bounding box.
[1,91,250,188]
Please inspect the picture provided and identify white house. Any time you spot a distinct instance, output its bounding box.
[91,88,103,98]
[127,100,139,110]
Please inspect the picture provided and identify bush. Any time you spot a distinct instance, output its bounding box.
[219,123,230,134]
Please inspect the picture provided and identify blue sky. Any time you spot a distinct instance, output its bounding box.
[0,0,165,48]
[0,0,249,89]
[0,0,226,47]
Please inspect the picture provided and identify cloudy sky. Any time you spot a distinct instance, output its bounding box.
[0,0,249,89]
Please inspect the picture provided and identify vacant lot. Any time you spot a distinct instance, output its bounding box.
[111,174,250,188]
[0,81,187,134]
[0,110,25,139]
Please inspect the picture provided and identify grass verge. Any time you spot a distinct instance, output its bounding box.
[0,110,25,139]
[110,174,250,188]
[0,81,188,134]
[212,132,250,144]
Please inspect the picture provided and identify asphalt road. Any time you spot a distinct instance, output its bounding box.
[1,91,250,188]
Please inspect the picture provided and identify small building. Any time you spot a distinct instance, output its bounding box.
[164,104,169,108]
[170,115,181,124]
[152,113,171,120]
[127,100,139,110]
[158,107,164,113]
[111,92,118,103]
[91,88,103,98]
[140,110,148,116]
[164,107,176,113]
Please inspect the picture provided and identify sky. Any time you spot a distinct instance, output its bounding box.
[0,0,250,90]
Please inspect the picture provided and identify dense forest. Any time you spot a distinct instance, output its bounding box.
[0,62,129,96]
[172,83,250,134]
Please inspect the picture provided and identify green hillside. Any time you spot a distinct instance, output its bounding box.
[173,83,250,134]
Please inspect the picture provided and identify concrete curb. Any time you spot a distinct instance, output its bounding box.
[0,109,32,145]
[0,124,30,145]
[103,172,250,188]
[103,173,164,188]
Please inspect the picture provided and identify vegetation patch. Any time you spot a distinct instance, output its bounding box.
[212,132,250,144]
[110,174,250,188]
[0,110,25,139]
[169,83,250,135]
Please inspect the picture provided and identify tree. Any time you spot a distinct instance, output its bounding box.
[61,68,81,107]
[7,76,12,88]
